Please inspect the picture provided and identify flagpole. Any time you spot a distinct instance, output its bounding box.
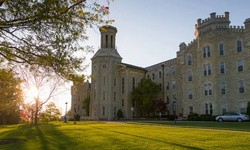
[107,0,110,24]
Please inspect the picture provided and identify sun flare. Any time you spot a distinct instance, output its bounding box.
[25,86,39,102]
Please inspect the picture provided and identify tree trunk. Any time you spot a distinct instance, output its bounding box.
[35,98,38,125]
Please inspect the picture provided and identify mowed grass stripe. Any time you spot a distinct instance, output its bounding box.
[1,121,250,150]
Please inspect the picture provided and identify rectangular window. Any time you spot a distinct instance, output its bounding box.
[159,83,162,91]
[237,41,242,52]
[159,71,162,78]
[203,65,207,76]
[221,103,227,114]
[203,48,206,58]
[205,103,208,115]
[239,80,244,93]
[208,84,212,95]
[208,64,211,75]
[122,77,124,94]
[166,68,169,77]
[237,60,244,72]
[103,106,105,116]
[166,82,169,90]
[188,89,193,99]
[172,81,176,90]
[103,91,105,100]
[207,46,211,57]
[219,44,224,55]
[220,62,225,74]
[240,102,246,114]
[172,67,176,76]
[189,106,193,114]
[220,83,226,95]
[204,85,208,96]
[188,72,192,81]
[209,103,213,114]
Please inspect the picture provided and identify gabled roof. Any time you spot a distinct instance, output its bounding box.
[120,63,147,71]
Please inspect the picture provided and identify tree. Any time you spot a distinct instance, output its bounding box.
[82,95,90,116]
[131,78,159,116]
[0,0,113,80]
[18,65,67,125]
[0,68,23,125]
[40,102,61,122]
[246,101,250,116]
[147,99,167,116]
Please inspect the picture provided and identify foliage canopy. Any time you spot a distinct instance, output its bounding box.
[0,68,23,124]
[0,0,112,80]
[132,78,159,114]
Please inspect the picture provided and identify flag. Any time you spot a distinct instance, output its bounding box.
[101,6,109,15]
[101,6,109,12]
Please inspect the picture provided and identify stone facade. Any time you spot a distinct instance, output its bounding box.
[71,12,250,120]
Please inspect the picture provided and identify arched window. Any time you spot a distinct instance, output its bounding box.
[220,62,225,74]
[187,55,192,65]
[172,67,176,76]
[166,68,169,77]
[236,40,242,52]
[219,43,224,55]
[188,71,192,81]
[159,71,162,78]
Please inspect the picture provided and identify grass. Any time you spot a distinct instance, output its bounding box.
[0,121,250,150]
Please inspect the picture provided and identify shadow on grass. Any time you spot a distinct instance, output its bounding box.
[0,124,78,149]
[92,126,204,150]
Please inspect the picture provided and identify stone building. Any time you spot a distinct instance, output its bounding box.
[71,12,250,120]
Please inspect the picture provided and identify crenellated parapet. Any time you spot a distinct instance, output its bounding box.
[187,39,197,50]
[195,12,230,37]
[178,39,197,52]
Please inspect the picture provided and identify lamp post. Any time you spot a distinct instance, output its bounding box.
[131,107,133,121]
[64,102,68,123]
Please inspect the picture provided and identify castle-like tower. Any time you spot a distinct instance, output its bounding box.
[90,26,122,120]
[72,12,250,120]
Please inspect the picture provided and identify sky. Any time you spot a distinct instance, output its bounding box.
[55,0,250,115]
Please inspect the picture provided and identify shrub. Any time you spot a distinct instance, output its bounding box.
[117,109,124,120]
[187,113,200,121]
[200,114,212,121]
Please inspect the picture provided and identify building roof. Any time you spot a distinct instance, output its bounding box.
[120,63,147,71]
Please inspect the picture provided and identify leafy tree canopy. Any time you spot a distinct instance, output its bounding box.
[0,68,23,124]
[132,78,159,113]
[0,0,113,81]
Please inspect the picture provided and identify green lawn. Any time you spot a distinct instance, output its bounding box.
[1,121,250,150]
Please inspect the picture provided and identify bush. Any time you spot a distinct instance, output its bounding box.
[168,115,177,121]
[200,114,212,121]
[117,109,124,120]
[187,113,200,121]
